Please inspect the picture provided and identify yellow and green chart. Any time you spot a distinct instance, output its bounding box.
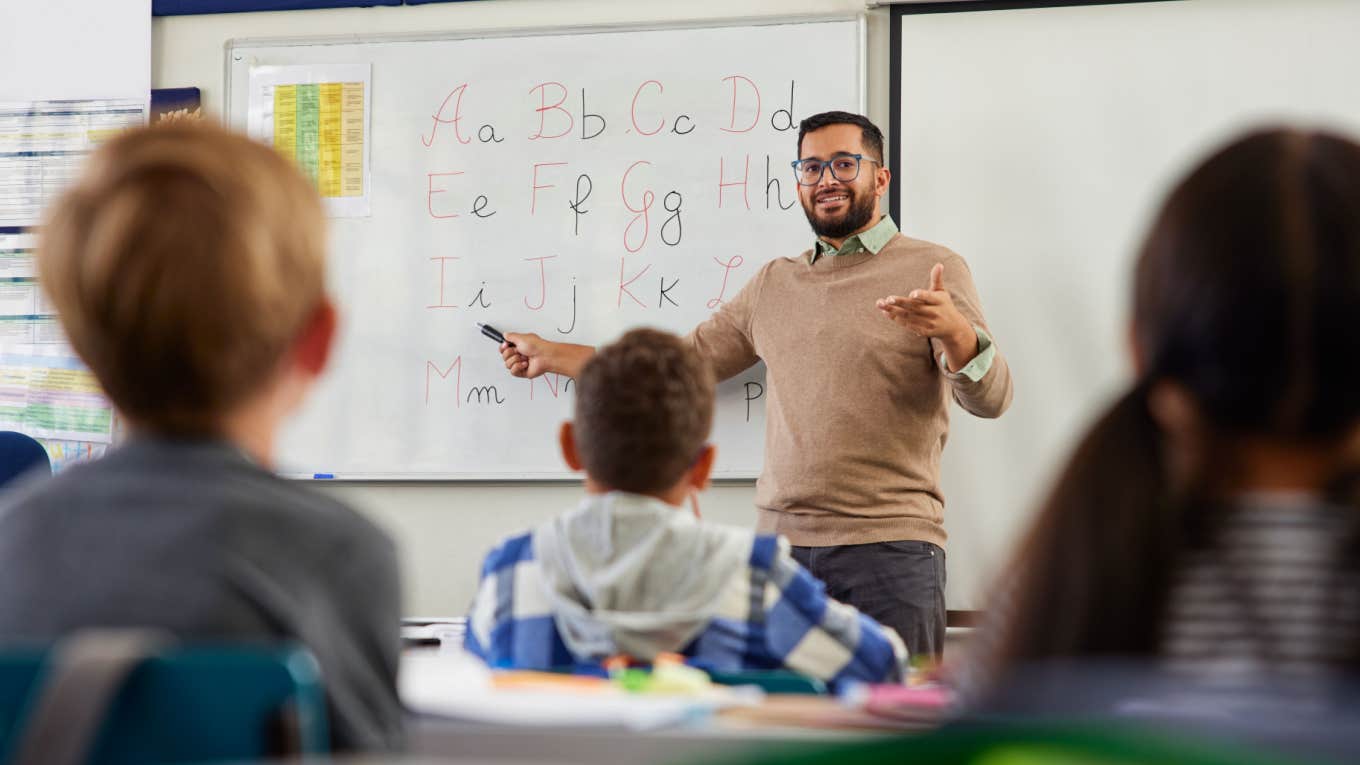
[272,82,365,198]
[0,354,114,443]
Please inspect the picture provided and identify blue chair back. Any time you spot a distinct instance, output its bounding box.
[0,642,329,765]
[0,433,50,488]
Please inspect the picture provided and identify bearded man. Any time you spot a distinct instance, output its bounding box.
[499,111,1013,659]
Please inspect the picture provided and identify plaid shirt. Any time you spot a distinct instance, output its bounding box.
[465,531,907,687]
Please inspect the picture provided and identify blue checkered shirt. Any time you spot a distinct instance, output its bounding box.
[465,532,907,687]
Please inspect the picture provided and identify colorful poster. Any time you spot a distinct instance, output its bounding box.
[0,349,113,444]
[246,64,371,217]
[39,438,109,473]
[0,98,137,467]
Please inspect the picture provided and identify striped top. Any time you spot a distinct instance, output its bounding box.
[1161,493,1360,679]
[955,493,1360,707]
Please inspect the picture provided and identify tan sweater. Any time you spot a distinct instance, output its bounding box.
[686,233,1012,548]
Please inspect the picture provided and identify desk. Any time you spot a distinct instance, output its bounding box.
[400,639,939,765]
[407,709,900,765]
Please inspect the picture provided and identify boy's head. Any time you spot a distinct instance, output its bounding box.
[38,122,335,441]
[561,329,716,500]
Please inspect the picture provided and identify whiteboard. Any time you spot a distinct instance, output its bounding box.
[892,0,1360,608]
[227,17,864,479]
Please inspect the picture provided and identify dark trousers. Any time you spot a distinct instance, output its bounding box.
[791,540,946,660]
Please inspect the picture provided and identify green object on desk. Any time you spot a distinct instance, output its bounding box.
[614,667,652,693]
[705,669,828,695]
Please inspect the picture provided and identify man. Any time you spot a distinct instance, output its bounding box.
[500,111,1012,658]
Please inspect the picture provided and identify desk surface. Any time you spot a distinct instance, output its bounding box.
[399,645,939,765]
[409,717,882,765]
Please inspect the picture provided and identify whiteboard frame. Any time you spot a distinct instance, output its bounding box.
[226,14,866,122]
[223,14,866,482]
[886,0,1170,223]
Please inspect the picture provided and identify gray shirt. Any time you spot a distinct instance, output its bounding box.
[0,438,403,752]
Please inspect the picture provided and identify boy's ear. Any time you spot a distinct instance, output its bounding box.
[293,298,337,377]
[688,444,716,491]
[559,421,584,471]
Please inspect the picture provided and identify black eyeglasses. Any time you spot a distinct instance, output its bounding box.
[790,153,880,186]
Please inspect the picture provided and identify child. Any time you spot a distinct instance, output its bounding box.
[0,123,403,751]
[968,129,1360,720]
[466,328,907,687]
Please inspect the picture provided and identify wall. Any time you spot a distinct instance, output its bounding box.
[153,0,891,616]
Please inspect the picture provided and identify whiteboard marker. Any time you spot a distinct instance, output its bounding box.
[476,322,514,347]
[313,473,334,479]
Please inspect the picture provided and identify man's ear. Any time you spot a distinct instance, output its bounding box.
[559,421,584,472]
[874,165,892,200]
[293,298,337,377]
[688,444,716,491]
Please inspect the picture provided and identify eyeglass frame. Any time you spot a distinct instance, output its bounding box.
[789,153,882,186]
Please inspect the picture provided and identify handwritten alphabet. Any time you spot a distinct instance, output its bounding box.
[414,75,803,420]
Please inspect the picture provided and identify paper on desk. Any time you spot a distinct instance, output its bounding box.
[400,651,729,730]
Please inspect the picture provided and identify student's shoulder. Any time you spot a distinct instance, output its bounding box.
[0,475,65,534]
[746,535,825,599]
[669,519,771,575]
[712,528,793,576]
[0,446,148,522]
[223,464,395,561]
[478,530,536,578]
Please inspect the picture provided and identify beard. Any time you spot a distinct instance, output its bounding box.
[802,184,878,240]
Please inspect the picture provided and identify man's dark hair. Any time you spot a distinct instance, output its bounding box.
[573,328,715,494]
[797,111,885,163]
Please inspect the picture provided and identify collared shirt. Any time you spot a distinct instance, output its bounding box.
[942,326,996,384]
[809,214,900,264]
[811,215,995,383]
[465,531,907,689]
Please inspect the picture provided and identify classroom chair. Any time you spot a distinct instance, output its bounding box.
[0,432,50,488]
[0,630,329,765]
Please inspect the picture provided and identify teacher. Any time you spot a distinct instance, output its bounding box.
[499,111,1012,659]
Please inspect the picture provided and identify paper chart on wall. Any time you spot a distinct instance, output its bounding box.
[246,64,372,217]
[0,232,57,347]
[0,346,114,444]
[0,232,35,279]
[0,100,147,228]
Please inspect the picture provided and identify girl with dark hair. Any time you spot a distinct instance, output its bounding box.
[973,128,1360,694]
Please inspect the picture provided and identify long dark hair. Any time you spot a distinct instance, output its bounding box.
[984,128,1360,667]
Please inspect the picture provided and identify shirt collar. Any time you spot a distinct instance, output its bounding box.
[811,215,899,263]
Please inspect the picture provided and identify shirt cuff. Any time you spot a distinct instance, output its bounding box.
[939,326,996,383]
